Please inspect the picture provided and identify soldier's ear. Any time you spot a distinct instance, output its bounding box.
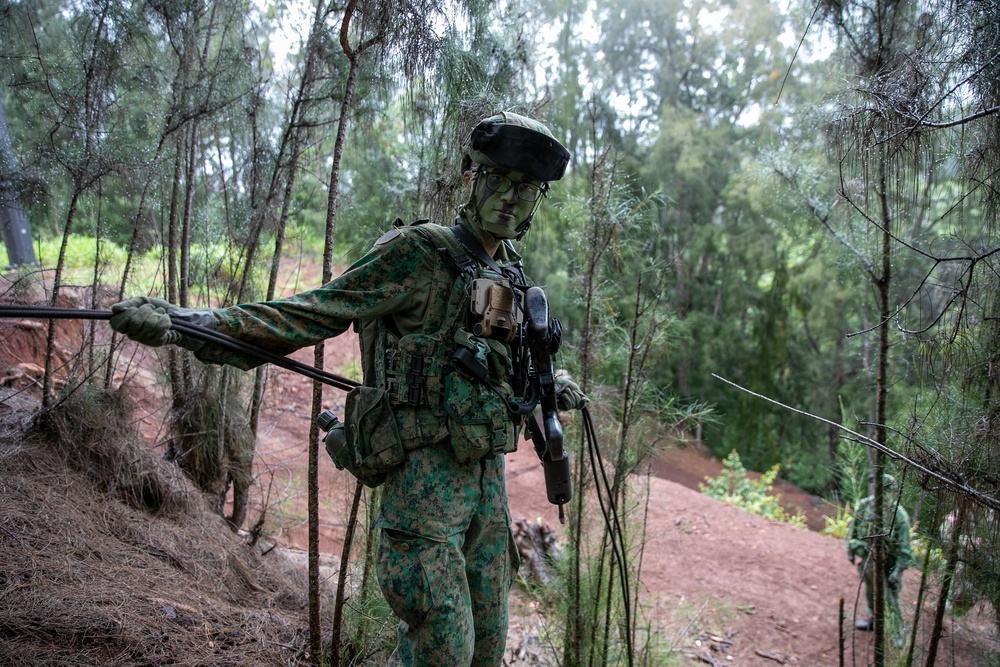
[462,171,472,187]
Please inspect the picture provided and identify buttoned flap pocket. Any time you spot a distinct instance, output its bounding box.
[376,528,446,628]
[443,372,513,462]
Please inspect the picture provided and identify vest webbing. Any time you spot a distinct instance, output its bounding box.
[362,222,522,452]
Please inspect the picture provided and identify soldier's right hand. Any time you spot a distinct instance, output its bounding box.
[110,296,181,348]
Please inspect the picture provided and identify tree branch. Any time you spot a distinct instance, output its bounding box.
[711,373,1000,512]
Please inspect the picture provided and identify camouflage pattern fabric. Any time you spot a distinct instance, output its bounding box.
[376,443,517,666]
[195,227,448,369]
[194,215,522,371]
[190,213,525,665]
[847,495,915,634]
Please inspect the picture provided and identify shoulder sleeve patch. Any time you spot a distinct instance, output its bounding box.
[375,228,403,246]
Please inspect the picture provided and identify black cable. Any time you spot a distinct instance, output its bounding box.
[0,305,360,392]
[170,320,359,392]
[582,406,635,667]
[584,408,633,666]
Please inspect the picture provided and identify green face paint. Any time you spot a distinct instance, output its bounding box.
[470,168,543,240]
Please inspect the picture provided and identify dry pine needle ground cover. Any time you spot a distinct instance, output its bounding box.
[0,387,319,666]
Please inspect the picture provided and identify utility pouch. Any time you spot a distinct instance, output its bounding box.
[444,370,515,462]
[385,334,446,409]
[336,386,405,487]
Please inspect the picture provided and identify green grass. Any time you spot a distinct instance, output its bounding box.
[2,233,326,303]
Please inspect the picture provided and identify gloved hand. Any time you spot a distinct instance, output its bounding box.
[848,554,856,565]
[110,296,178,347]
[110,296,205,351]
[555,369,589,411]
[888,567,903,589]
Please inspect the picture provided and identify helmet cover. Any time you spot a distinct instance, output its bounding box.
[465,112,570,182]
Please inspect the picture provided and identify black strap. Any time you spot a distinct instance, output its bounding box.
[449,224,504,274]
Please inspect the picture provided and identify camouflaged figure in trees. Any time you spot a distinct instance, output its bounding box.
[846,485,915,643]
[110,112,573,667]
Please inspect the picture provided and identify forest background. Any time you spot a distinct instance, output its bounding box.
[1,0,999,664]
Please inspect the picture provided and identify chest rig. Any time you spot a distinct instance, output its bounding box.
[358,221,527,461]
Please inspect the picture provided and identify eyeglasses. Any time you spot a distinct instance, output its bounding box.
[482,172,547,202]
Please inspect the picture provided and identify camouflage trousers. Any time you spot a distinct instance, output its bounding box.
[374,443,519,667]
[857,556,904,638]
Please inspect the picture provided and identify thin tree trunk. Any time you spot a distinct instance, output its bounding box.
[872,154,893,666]
[178,120,198,393]
[105,170,158,389]
[311,3,380,657]
[166,138,184,400]
[330,482,364,666]
[567,138,605,667]
[42,189,82,406]
[88,181,103,378]
[179,120,197,310]
[249,0,323,436]
[924,504,963,667]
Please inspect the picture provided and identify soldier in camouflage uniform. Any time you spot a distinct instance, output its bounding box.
[110,112,584,666]
[846,475,914,645]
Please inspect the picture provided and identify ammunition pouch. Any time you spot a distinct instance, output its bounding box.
[444,370,516,461]
[383,332,450,450]
[331,386,406,487]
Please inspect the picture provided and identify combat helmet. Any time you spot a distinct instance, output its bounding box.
[462,112,570,240]
[463,112,570,182]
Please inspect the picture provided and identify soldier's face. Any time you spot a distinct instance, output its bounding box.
[470,168,541,239]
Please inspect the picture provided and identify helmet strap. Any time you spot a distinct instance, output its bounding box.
[513,199,543,240]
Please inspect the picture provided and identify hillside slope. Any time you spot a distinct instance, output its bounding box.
[2,382,996,666]
[1,281,997,666]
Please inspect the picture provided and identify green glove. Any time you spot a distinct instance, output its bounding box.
[555,369,590,411]
[110,296,205,351]
[888,567,903,588]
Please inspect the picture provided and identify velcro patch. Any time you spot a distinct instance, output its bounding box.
[375,228,403,246]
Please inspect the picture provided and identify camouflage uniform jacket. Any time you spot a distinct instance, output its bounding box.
[847,495,915,570]
[194,215,526,458]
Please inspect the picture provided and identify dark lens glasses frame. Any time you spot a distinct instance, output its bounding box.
[482,172,547,202]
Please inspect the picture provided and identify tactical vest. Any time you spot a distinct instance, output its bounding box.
[356,221,526,463]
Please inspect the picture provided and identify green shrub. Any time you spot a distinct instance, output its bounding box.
[821,504,851,539]
[700,450,807,528]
